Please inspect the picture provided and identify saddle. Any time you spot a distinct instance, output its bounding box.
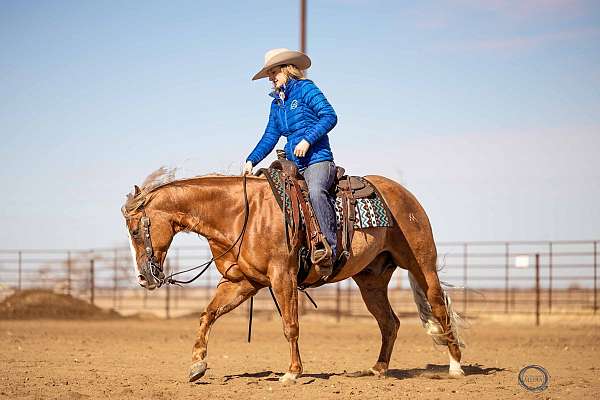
[257,154,381,287]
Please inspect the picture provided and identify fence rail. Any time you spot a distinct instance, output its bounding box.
[0,240,597,320]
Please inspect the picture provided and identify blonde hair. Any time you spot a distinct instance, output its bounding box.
[281,64,305,81]
[273,64,306,95]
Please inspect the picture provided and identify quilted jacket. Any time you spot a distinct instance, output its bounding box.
[246,78,337,170]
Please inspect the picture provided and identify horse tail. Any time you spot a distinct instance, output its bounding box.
[407,271,465,348]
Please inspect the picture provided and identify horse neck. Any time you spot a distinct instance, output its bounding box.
[156,176,246,243]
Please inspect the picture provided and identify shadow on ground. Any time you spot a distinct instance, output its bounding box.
[386,363,506,380]
[220,364,505,384]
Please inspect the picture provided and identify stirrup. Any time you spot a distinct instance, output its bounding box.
[310,240,332,264]
[312,249,333,277]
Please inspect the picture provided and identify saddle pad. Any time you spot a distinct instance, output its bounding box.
[334,196,392,229]
[261,168,393,229]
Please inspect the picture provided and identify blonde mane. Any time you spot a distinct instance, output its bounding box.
[122,167,229,216]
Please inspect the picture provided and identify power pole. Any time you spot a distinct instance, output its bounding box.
[300,0,307,54]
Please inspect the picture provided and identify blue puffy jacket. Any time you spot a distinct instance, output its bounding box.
[246,78,337,170]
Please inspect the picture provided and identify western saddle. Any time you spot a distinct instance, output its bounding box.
[257,153,376,286]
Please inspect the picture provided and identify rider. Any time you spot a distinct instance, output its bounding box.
[243,48,338,276]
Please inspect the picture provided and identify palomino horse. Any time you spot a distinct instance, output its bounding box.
[122,168,464,383]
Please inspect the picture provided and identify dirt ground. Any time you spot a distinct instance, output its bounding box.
[1,314,599,400]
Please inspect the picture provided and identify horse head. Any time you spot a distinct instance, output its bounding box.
[122,185,175,290]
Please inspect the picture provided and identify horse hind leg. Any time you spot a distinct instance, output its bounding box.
[351,253,399,377]
[408,266,465,378]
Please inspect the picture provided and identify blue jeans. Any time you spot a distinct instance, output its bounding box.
[300,161,338,260]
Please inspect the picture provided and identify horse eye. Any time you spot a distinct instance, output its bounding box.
[132,229,139,237]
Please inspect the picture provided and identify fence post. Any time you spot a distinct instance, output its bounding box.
[18,251,22,291]
[165,259,171,319]
[175,248,180,309]
[594,241,597,315]
[67,251,72,296]
[463,243,468,314]
[504,243,509,313]
[336,282,341,322]
[90,259,95,305]
[548,242,553,314]
[535,253,540,326]
[346,279,352,317]
[113,249,118,309]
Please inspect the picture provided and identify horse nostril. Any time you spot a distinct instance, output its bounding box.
[138,275,147,286]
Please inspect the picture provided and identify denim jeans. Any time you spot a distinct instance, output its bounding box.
[300,160,338,260]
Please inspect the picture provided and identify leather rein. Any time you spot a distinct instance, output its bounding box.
[135,174,250,288]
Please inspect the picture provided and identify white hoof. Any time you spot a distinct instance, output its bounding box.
[279,372,300,384]
[368,368,386,378]
[448,349,464,378]
[449,367,465,378]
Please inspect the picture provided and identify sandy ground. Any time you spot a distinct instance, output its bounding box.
[1,315,599,399]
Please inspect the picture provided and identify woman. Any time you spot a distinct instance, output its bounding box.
[243,48,338,276]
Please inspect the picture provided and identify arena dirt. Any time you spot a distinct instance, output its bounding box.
[1,315,598,399]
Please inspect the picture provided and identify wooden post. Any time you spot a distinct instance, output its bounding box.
[113,249,118,309]
[594,241,597,314]
[90,259,95,305]
[535,253,540,326]
[346,279,352,317]
[165,258,171,319]
[336,281,341,322]
[396,269,402,306]
[67,251,72,296]
[548,242,553,314]
[175,248,180,309]
[17,251,22,291]
[300,0,307,54]
[463,243,468,314]
[504,243,509,313]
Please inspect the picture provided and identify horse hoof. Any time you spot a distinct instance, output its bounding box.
[448,368,465,379]
[189,361,208,382]
[369,367,387,378]
[278,372,299,384]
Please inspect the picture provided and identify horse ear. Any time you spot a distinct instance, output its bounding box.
[134,185,141,196]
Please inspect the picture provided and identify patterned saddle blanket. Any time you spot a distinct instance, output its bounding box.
[262,167,393,230]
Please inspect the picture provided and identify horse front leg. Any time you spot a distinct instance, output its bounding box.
[189,278,258,382]
[270,270,302,384]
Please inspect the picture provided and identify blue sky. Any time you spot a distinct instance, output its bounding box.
[1,0,599,249]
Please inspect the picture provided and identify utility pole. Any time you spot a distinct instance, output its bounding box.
[300,0,307,54]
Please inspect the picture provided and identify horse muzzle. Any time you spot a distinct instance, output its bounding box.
[138,259,165,290]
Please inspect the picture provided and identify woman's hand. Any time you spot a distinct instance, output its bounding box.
[293,139,310,158]
[243,161,253,175]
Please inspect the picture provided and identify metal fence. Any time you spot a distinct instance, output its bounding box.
[0,240,597,320]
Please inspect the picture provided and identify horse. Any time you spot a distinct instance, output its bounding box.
[121,167,465,384]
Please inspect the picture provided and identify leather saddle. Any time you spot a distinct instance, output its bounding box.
[259,157,377,287]
[270,159,375,199]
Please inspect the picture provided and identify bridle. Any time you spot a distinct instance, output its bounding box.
[135,210,166,287]
[131,175,250,288]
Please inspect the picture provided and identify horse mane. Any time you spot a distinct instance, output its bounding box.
[122,166,230,216]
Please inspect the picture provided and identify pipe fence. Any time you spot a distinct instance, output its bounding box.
[0,240,597,321]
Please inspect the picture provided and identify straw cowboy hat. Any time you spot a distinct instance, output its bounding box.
[252,48,311,81]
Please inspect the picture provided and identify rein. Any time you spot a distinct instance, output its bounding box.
[135,173,314,342]
[166,174,250,286]
[138,175,250,288]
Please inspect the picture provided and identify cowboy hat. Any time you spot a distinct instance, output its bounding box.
[252,48,311,81]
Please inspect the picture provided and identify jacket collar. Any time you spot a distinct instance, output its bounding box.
[268,78,299,100]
